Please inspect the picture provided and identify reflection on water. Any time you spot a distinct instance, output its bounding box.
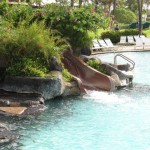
[1,52,150,150]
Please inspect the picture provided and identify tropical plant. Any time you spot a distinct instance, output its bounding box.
[0,21,69,77]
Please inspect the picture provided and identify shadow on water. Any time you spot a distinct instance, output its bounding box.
[0,96,83,150]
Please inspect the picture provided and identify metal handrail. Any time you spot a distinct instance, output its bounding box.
[114,54,135,71]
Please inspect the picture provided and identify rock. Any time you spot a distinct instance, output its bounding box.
[63,81,82,96]
[0,67,6,82]
[0,71,65,100]
[117,63,130,71]
[111,72,121,87]
[81,45,92,56]
[49,56,63,71]
[0,124,19,144]
[79,55,91,62]
[21,104,46,116]
[80,55,101,63]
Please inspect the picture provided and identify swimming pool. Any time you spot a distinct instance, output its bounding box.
[1,52,150,150]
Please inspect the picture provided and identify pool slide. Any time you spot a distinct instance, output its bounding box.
[62,51,115,91]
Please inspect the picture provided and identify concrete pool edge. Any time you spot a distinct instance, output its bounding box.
[92,48,150,55]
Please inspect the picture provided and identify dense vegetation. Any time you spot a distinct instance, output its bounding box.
[0,0,149,78]
[0,3,108,78]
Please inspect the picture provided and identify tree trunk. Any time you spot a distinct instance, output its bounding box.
[71,0,74,7]
[79,0,82,7]
[95,0,98,12]
[137,0,142,36]
[112,0,117,15]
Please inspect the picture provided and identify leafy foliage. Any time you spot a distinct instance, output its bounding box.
[0,21,69,77]
[2,5,33,27]
[0,0,9,16]
[0,4,109,53]
[114,8,137,24]
[87,59,108,75]
[101,30,120,43]
[30,4,108,51]
[126,0,138,13]
[6,57,47,77]
[101,29,146,43]
[62,68,73,82]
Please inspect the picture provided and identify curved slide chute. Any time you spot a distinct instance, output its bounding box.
[62,52,115,92]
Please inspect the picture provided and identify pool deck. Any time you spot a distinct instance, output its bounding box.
[92,44,150,55]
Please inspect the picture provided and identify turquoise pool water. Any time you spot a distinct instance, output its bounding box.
[1,52,150,150]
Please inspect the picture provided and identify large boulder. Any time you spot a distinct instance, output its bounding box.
[49,56,63,71]
[0,71,65,100]
[81,45,92,56]
[63,81,81,96]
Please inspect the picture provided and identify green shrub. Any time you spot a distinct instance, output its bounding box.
[0,21,69,77]
[121,29,138,36]
[62,68,73,82]
[31,4,108,52]
[101,29,146,43]
[101,31,120,43]
[0,0,9,16]
[3,5,33,27]
[6,57,47,77]
[87,59,108,75]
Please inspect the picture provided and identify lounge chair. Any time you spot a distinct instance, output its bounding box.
[104,38,115,48]
[92,39,102,50]
[140,35,146,44]
[134,37,144,49]
[119,36,127,44]
[143,38,150,49]
[97,39,108,48]
[140,35,146,38]
[134,35,139,41]
[127,36,135,44]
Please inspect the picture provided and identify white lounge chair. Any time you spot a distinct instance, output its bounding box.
[119,36,127,44]
[92,39,102,50]
[140,35,146,44]
[104,38,115,48]
[134,37,144,49]
[140,35,146,38]
[97,39,108,48]
[143,38,150,49]
[127,36,135,44]
[134,35,139,41]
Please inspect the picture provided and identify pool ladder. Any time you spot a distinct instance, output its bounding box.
[114,54,135,71]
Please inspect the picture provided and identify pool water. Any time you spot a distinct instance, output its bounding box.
[1,52,150,150]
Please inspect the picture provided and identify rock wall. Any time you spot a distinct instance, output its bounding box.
[0,71,66,100]
[0,71,82,100]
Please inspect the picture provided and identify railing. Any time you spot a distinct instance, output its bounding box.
[114,54,135,71]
